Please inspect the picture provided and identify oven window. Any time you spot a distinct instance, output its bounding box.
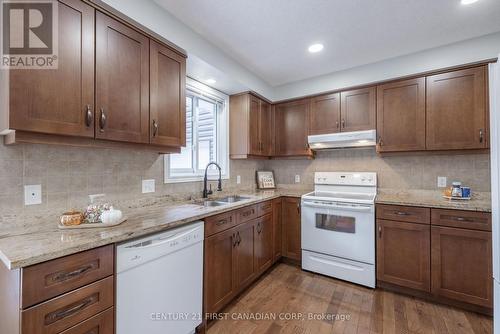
[315,214,356,233]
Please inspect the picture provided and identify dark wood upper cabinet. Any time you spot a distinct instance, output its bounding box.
[150,40,186,147]
[260,100,273,156]
[9,0,95,138]
[377,78,426,152]
[95,12,150,144]
[274,99,311,157]
[340,87,376,132]
[282,197,301,261]
[376,219,431,292]
[248,95,261,155]
[431,226,492,308]
[309,93,341,135]
[229,93,272,158]
[426,66,488,150]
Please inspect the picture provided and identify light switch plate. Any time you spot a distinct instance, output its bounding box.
[437,176,447,188]
[236,175,241,184]
[24,184,42,205]
[295,175,301,183]
[142,179,155,193]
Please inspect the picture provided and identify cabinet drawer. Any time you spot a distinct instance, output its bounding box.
[21,245,114,308]
[21,277,114,334]
[431,209,491,231]
[257,201,273,217]
[237,205,258,224]
[205,211,237,237]
[376,204,430,224]
[59,308,114,334]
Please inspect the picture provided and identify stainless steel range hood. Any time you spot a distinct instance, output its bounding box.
[308,129,376,150]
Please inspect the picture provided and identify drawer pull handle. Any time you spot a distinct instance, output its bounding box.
[54,264,94,283]
[232,233,237,248]
[394,211,409,216]
[257,222,262,234]
[215,219,227,226]
[45,294,97,325]
[453,216,473,222]
[242,209,254,217]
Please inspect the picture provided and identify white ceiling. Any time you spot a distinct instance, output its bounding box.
[153,0,500,86]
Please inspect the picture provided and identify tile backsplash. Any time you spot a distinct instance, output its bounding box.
[0,143,261,216]
[263,148,491,192]
[0,143,491,218]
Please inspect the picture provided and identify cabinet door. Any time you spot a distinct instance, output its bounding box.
[431,226,492,308]
[235,221,256,290]
[376,219,430,292]
[9,0,95,137]
[340,87,376,132]
[426,66,488,150]
[259,100,273,156]
[309,93,341,135]
[377,78,426,152]
[272,198,283,261]
[204,227,238,313]
[150,40,186,147]
[248,95,261,155]
[255,214,273,273]
[275,99,310,156]
[95,12,149,143]
[282,197,301,261]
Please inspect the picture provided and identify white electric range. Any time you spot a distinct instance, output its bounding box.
[301,172,377,288]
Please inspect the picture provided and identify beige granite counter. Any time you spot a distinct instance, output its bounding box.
[376,189,491,212]
[0,189,309,270]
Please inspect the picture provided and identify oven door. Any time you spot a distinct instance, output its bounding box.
[301,199,375,264]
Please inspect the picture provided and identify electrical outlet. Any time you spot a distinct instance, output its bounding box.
[142,179,155,193]
[437,176,447,188]
[236,175,241,184]
[295,175,301,183]
[24,185,42,205]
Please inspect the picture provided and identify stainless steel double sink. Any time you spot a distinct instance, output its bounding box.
[194,195,251,207]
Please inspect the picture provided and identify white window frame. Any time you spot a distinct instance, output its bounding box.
[164,78,230,184]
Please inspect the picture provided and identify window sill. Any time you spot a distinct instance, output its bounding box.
[164,174,230,184]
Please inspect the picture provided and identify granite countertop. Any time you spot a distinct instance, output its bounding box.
[0,189,308,270]
[376,189,491,212]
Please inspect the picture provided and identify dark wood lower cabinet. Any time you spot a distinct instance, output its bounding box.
[234,221,256,290]
[272,199,283,260]
[431,226,492,308]
[376,219,430,292]
[255,214,273,273]
[376,204,492,313]
[204,227,237,314]
[282,197,301,261]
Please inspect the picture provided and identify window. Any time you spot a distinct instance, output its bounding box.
[164,78,229,183]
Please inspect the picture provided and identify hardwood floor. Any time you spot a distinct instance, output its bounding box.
[207,263,492,334]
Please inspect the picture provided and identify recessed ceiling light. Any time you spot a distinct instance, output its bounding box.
[461,0,479,5]
[308,43,324,53]
[206,78,216,84]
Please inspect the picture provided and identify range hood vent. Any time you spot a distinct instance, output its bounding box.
[308,129,377,150]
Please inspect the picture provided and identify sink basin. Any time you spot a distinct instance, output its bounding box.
[194,200,225,207]
[215,195,251,203]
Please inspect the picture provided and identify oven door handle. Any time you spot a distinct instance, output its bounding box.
[302,201,372,212]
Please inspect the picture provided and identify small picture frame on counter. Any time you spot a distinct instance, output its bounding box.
[256,170,276,189]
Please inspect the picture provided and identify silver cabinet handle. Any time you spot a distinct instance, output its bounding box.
[99,108,106,132]
[378,226,382,238]
[341,119,345,128]
[479,129,484,143]
[85,105,93,127]
[152,120,158,137]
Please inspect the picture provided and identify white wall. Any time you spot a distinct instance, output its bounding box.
[273,31,500,101]
[101,0,275,98]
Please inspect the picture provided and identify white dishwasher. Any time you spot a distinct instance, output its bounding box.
[116,221,204,334]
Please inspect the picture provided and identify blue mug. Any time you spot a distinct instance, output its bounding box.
[461,187,471,198]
